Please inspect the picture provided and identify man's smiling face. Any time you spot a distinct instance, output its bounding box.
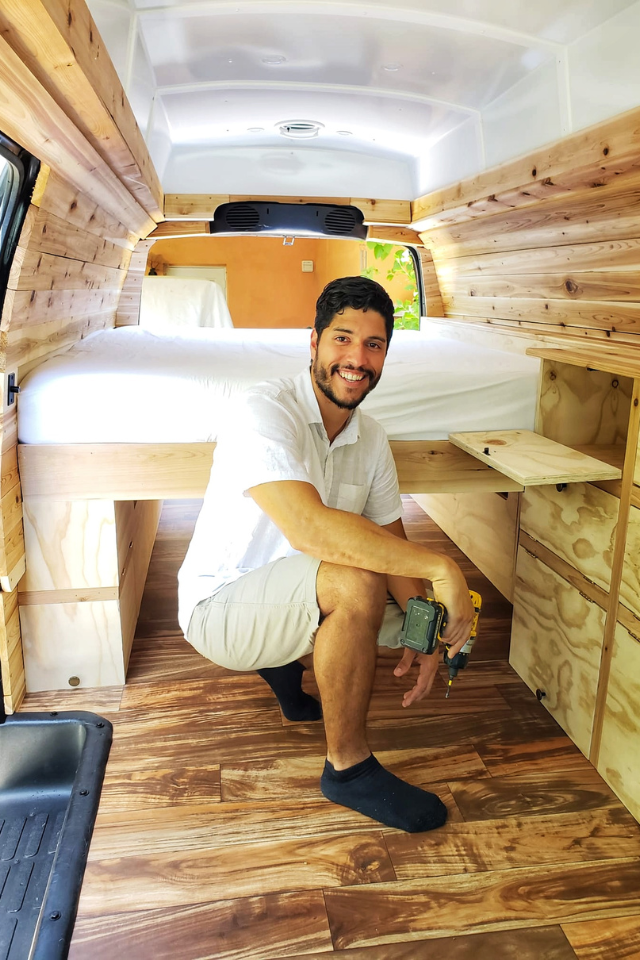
[310,307,388,410]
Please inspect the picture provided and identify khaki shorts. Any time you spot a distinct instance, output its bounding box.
[187,553,405,671]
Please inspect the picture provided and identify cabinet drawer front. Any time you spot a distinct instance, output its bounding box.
[510,546,606,757]
[597,622,640,823]
[621,504,640,621]
[520,482,618,592]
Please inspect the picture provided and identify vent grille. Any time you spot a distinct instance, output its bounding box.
[210,201,366,239]
[224,203,261,231]
[324,207,358,235]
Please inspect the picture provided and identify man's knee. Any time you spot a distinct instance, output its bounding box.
[317,561,387,625]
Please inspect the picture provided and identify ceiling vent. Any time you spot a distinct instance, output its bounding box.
[277,120,324,140]
[223,203,262,231]
[324,207,359,235]
[211,201,366,239]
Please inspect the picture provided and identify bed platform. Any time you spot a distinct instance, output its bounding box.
[13,326,553,693]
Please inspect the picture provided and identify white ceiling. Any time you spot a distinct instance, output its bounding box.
[88,0,640,200]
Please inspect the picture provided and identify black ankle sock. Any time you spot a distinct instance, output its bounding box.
[257,661,322,722]
[321,754,447,832]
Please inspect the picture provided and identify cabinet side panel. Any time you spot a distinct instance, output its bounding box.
[510,546,606,756]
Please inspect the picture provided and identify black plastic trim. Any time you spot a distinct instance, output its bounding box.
[210,201,367,239]
[0,711,112,960]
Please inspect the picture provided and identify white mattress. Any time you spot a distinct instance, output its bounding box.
[17,326,540,444]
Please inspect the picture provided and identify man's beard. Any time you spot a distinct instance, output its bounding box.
[312,356,381,410]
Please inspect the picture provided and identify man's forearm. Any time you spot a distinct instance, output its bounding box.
[251,481,453,583]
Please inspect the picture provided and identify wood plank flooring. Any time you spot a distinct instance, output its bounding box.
[21,497,640,960]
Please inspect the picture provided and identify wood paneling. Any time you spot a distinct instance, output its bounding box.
[164,194,412,224]
[0,588,23,713]
[537,360,633,447]
[19,597,126,691]
[0,32,154,238]
[411,105,640,230]
[509,546,606,756]
[416,111,640,349]
[20,500,118,592]
[0,0,162,221]
[620,504,640,619]
[596,622,640,821]
[412,491,518,601]
[115,238,155,326]
[17,440,524,502]
[520,483,619,592]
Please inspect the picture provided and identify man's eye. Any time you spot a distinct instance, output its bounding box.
[368,342,381,349]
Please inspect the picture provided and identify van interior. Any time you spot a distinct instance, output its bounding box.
[1,1,640,957]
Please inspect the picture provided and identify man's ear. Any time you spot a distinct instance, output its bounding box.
[310,327,318,359]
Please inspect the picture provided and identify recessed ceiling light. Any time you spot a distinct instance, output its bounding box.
[337,130,352,136]
[247,127,264,133]
[383,63,400,72]
[262,55,286,65]
[277,119,324,139]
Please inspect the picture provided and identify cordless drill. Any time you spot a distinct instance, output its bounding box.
[399,590,482,698]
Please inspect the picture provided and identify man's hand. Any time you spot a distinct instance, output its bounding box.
[430,559,475,656]
[394,646,440,707]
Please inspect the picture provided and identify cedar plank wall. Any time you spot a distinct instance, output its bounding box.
[0,0,162,713]
[413,105,640,348]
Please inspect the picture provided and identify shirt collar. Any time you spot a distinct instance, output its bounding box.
[294,368,361,446]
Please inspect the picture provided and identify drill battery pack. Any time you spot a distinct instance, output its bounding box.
[399,597,447,656]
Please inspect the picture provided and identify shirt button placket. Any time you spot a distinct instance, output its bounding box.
[325,450,333,498]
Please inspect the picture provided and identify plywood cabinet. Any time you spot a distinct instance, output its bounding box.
[18,497,162,692]
[510,545,606,756]
[508,349,640,822]
[519,482,618,593]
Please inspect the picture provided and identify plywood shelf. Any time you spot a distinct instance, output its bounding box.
[449,429,623,487]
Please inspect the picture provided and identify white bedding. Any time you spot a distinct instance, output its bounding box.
[17,326,540,444]
[139,276,233,330]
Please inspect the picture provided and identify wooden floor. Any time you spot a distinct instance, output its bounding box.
[22,498,640,960]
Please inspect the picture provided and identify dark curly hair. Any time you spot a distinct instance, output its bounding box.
[314,276,395,347]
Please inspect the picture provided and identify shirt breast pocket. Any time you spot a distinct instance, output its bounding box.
[336,482,368,514]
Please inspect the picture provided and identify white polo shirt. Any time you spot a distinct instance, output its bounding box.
[177,367,403,635]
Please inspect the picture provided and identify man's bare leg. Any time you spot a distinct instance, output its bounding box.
[315,561,448,833]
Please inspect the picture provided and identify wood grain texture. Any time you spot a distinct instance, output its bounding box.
[411,105,640,228]
[563,915,640,960]
[596,622,640,821]
[219,746,486,803]
[449,430,622,487]
[510,546,606,756]
[16,440,524,502]
[70,891,333,960]
[78,832,395,915]
[519,482,618,592]
[412,491,518,600]
[324,859,640,950]
[448,766,620,821]
[278,927,579,960]
[385,807,640,879]
[66,498,640,956]
[621,504,640,619]
[0,0,162,221]
[537,361,633,446]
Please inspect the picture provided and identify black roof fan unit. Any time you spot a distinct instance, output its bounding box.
[210,201,366,239]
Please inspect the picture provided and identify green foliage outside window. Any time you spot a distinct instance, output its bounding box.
[360,242,420,330]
